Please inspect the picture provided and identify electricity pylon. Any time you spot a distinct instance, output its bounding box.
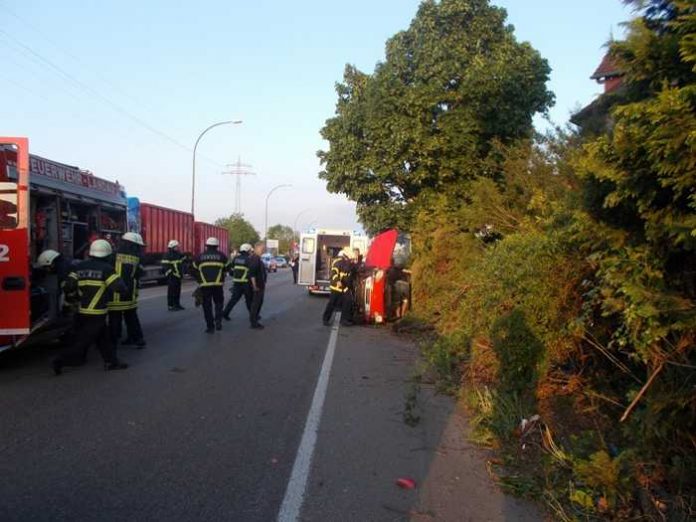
[222,157,255,214]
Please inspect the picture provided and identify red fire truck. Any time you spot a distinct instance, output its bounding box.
[1,137,232,353]
[0,137,128,352]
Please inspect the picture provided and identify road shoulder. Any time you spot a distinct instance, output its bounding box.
[301,324,543,522]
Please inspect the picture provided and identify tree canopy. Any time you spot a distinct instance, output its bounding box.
[266,224,296,254]
[214,213,260,250]
[318,0,554,233]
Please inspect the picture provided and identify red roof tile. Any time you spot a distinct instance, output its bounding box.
[591,53,622,80]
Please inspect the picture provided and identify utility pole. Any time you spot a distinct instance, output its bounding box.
[221,157,255,214]
[191,120,242,216]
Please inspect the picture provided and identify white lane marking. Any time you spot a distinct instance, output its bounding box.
[277,313,341,522]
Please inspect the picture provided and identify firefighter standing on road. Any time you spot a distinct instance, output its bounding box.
[222,243,253,321]
[162,239,186,311]
[247,241,267,330]
[192,237,228,333]
[51,240,129,375]
[108,232,147,348]
[322,247,355,326]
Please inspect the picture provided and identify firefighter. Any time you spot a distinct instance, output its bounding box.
[108,232,146,348]
[192,237,228,333]
[162,239,186,311]
[35,249,74,323]
[322,247,355,326]
[222,243,253,321]
[51,239,128,375]
[247,241,267,330]
[36,249,73,282]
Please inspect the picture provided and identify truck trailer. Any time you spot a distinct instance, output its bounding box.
[127,198,195,283]
[127,200,231,283]
[193,221,229,256]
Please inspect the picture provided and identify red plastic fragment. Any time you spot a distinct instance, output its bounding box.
[396,478,417,490]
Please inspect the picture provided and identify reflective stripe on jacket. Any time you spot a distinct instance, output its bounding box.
[193,249,228,287]
[66,259,124,316]
[330,258,351,293]
[162,252,185,279]
[230,253,250,283]
[108,253,141,311]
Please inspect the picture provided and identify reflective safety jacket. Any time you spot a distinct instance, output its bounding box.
[162,250,186,279]
[192,248,228,287]
[108,252,143,311]
[229,252,250,284]
[64,259,126,316]
[330,258,352,293]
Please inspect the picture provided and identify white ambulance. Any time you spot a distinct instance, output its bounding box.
[297,229,367,294]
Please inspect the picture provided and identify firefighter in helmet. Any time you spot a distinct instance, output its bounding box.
[322,247,355,326]
[108,232,146,348]
[222,243,253,321]
[192,237,228,333]
[35,249,74,321]
[162,239,186,311]
[51,239,129,375]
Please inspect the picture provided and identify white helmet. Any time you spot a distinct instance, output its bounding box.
[122,232,145,246]
[206,237,220,247]
[36,249,61,268]
[89,239,113,258]
[240,243,252,253]
[339,247,354,259]
[168,239,180,249]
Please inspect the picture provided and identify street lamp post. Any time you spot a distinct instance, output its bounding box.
[264,184,292,240]
[293,207,312,236]
[191,119,242,216]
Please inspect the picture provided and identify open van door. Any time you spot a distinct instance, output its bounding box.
[0,138,31,344]
[351,235,367,261]
[298,232,317,286]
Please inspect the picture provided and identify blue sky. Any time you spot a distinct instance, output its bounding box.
[1,0,630,232]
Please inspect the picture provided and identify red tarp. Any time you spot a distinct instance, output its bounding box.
[365,229,398,269]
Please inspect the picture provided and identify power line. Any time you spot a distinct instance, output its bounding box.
[0,2,174,124]
[0,25,226,168]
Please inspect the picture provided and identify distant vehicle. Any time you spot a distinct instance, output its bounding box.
[261,253,278,273]
[298,229,367,294]
[274,256,288,268]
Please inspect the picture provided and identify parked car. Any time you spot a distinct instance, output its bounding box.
[261,253,278,273]
[275,256,288,268]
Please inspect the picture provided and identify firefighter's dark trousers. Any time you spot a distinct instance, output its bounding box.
[202,286,224,329]
[167,276,182,308]
[55,315,118,367]
[109,308,144,343]
[223,283,252,317]
[322,290,353,325]
[250,288,265,326]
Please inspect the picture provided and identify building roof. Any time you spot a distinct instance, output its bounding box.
[591,53,622,81]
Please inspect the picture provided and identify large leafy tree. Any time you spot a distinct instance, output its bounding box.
[214,213,260,250]
[318,0,554,233]
[266,224,296,254]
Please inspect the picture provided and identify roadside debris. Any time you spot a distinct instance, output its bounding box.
[396,477,417,490]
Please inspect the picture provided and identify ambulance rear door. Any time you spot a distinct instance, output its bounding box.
[298,232,317,286]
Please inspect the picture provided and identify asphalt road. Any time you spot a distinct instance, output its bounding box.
[0,270,542,521]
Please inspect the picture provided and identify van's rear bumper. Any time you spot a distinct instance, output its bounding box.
[308,283,330,295]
